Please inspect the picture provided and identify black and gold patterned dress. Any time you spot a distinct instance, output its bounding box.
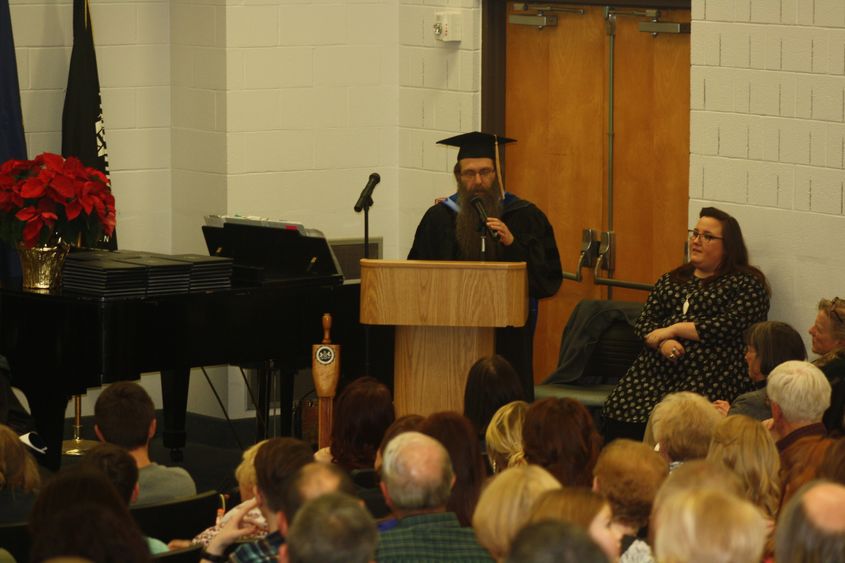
[603,270,770,424]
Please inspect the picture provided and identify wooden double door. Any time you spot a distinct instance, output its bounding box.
[500,3,691,381]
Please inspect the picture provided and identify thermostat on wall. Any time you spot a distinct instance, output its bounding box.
[433,12,462,42]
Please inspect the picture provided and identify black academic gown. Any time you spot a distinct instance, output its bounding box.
[408,193,563,399]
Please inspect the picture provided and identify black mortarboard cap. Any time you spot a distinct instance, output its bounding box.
[437,131,516,161]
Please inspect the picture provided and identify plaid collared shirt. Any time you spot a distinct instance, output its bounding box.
[376,512,494,563]
[229,530,284,563]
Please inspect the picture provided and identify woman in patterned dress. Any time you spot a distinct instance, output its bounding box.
[603,207,770,442]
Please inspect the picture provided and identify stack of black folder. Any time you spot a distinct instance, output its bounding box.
[61,250,233,298]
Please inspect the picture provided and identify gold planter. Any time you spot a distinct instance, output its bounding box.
[17,243,70,290]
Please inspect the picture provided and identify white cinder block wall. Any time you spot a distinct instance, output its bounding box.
[690,0,845,354]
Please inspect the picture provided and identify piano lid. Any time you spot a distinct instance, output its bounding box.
[202,219,343,283]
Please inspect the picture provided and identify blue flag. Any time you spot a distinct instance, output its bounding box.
[0,0,26,281]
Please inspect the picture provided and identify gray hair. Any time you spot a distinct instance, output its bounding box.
[767,361,831,424]
[775,480,845,563]
[380,431,454,510]
[287,492,377,563]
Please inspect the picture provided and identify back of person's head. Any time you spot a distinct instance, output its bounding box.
[593,439,668,530]
[523,397,602,486]
[529,487,604,529]
[29,502,150,563]
[80,443,139,505]
[463,355,525,436]
[254,437,315,514]
[775,480,845,563]
[654,488,766,563]
[281,462,356,523]
[29,465,147,561]
[284,492,376,563]
[0,423,40,493]
[472,464,561,559]
[235,439,267,501]
[380,431,453,511]
[330,376,395,471]
[93,381,155,449]
[767,360,832,424]
[506,520,609,563]
[651,392,722,462]
[374,414,424,473]
[652,460,744,523]
[819,438,845,485]
[745,321,807,376]
[705,414,781,518]
[486,400,528,473]
[419,411,486,526]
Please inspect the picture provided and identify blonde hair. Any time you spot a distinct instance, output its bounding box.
[652,392,722,462]
[654,488,767,563]
[706,415,781,518]
[234,439,268,491]
[0,424,39,493]
[472,465,561,559]
[529,487,607,529]
[485,401,527,472]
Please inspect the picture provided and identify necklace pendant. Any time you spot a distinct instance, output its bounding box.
[682,298,690,315]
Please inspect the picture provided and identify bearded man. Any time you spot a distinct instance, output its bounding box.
[408,132,563,398]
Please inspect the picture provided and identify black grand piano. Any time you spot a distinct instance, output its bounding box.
[0,219,388,469]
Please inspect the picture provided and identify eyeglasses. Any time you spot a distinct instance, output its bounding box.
[459,168,496,181]
[688,229,724,244]
[830,297,844,324]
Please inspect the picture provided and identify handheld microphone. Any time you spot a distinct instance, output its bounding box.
[354,173,381,212]
[470,196,501,242]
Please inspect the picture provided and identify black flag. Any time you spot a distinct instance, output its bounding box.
[62,0,116,248]
[0,0,26,281]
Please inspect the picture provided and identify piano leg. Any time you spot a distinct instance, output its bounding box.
[160,367,189,462]
[25,390,70,471]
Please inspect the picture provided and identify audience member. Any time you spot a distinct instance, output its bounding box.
[712,321,806,419]
[650,460,743,525]
[315,376,394,471]
[201,437,313,563]
[280,492,377,563]
[0,423,40,524]
[767,360,833,504]
[463,355,525,438]
[80,443,169,554]
[420,411,486,527]
[192,440,269,547]
[522,397,602,486]
[279,462,357,525]
[29,465,150,563]
[705,415,780,521]
[593,439,667,562]
[649,392,721,469]
[653,488,766,563]
[94,381,196,504]
[472,465,560,560]
[774,479,845,563]
[506,520,609,563]
[809,297,845,434]
[376,432,493,562]
[529,488,622,562]
[819,437,845,484]
[485,401,528,474]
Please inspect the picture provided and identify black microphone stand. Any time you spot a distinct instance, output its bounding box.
[354,193,374,376]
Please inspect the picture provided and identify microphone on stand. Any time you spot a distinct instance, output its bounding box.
[470,196,501,242]
[354,173,381,213]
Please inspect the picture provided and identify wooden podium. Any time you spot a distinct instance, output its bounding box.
[360,259,528,416]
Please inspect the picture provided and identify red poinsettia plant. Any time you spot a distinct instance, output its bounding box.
[0,152,116,248]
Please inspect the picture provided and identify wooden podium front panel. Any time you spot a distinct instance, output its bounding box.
[394,325,495,416]
[360,259,527,328]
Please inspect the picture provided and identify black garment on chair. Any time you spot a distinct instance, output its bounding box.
[131,490,220,543]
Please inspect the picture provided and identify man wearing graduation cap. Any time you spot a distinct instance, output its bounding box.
[408,132,563,398]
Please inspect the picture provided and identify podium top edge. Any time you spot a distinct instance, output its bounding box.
[359,259,526,271]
